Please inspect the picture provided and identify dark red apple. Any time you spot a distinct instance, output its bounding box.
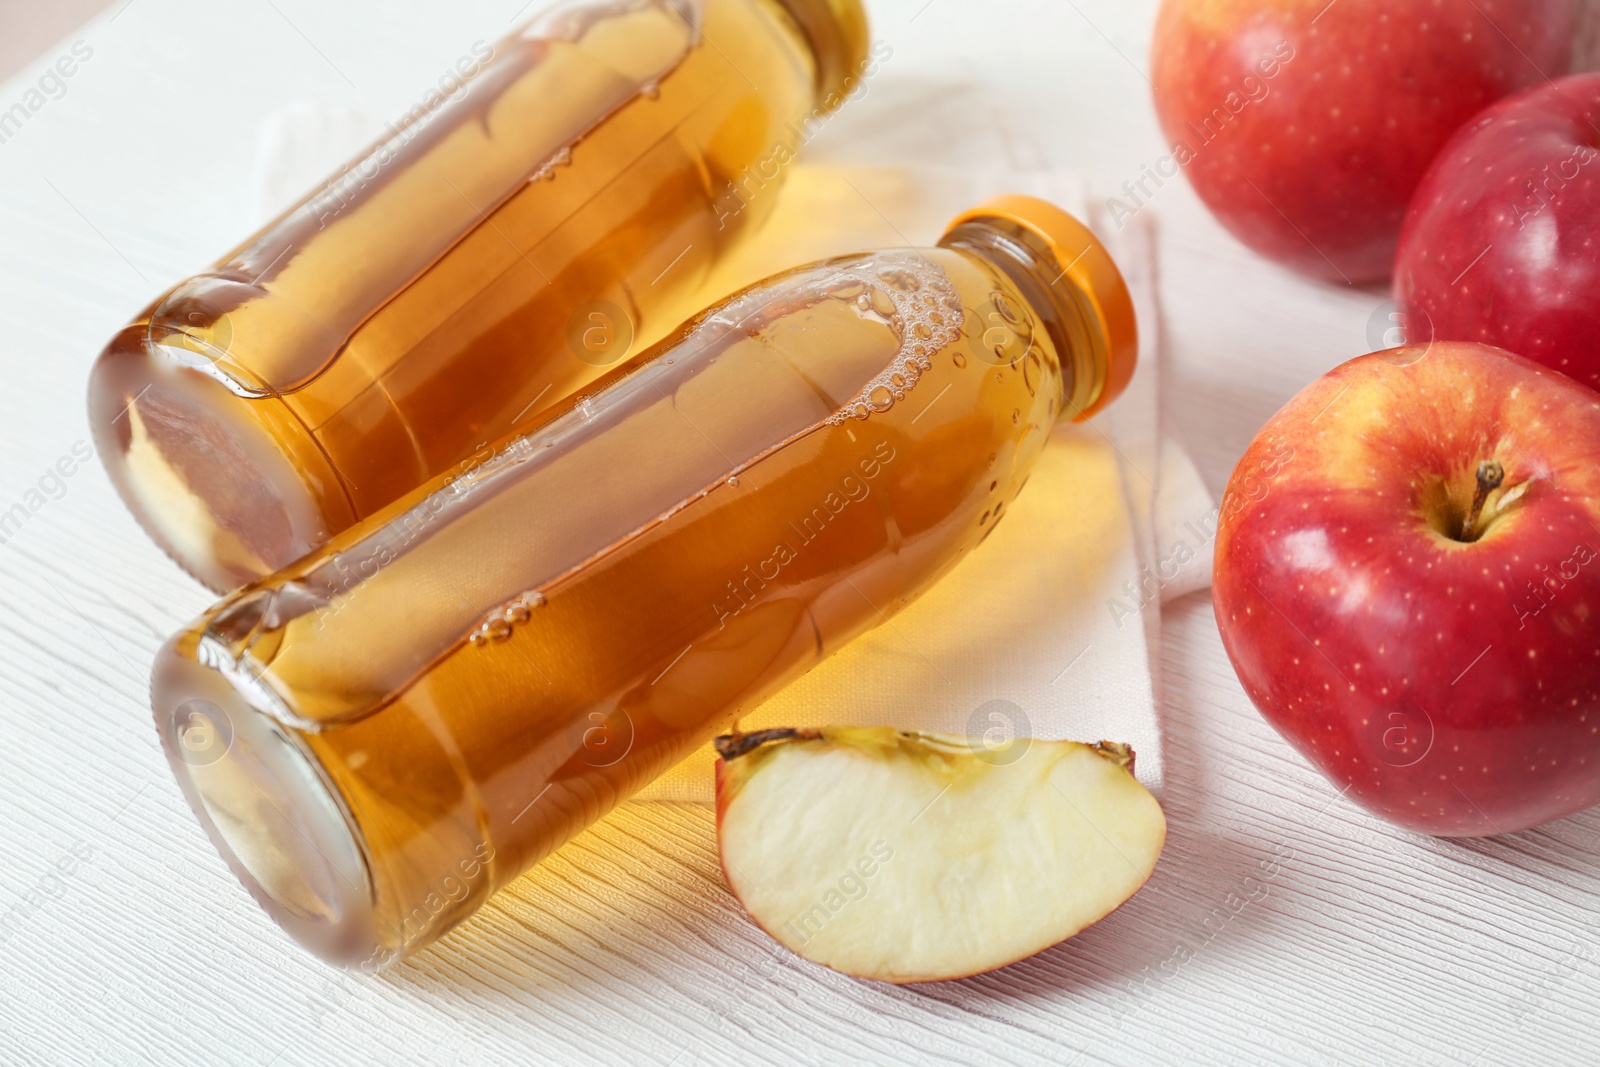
[1395,74,1600,390]
[1150,0,1570,284]
[1213,342,1600,836]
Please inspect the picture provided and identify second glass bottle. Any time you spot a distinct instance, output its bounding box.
[88,0,873,590]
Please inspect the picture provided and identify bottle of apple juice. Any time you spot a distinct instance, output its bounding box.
[151,196,1137,969]
[87,0,872,591]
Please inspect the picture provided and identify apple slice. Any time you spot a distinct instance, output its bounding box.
[714,726,1166,983]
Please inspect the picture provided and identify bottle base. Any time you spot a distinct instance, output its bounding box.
[155,642,382,969]
[88,331,353,592]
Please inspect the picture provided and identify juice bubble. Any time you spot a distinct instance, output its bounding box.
[876,266,922,291]
[1023,351,1041,395]
[818,251,959,425]
[992,290,1027,330]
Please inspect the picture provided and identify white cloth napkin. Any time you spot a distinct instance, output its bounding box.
[251,109,1215,801]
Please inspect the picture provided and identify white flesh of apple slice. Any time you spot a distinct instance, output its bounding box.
[715,727,1166,983]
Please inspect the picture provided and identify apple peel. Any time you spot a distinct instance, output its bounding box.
[713,726,1166,983]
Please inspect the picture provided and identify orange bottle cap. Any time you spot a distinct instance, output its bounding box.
[943,195,1137,421]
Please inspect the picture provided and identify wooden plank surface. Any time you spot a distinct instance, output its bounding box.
[0,1,1596,1064]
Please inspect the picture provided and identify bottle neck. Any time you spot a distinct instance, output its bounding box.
[939,219,1111,423]
[767,0,871,110]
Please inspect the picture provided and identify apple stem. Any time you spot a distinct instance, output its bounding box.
[1461,460,1505,541]
[715,727,822,761]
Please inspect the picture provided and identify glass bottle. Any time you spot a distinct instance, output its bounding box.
[88,0,873,591]
[152,196,1137,969]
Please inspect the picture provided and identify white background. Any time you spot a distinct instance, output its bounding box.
[0,1,1597,1064]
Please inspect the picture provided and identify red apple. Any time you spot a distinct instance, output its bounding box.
[1395,74,1600,390]
[1213,342,1600,836]
[1150,0,1570,283]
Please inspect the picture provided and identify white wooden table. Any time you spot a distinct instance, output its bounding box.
[2,1,1597,1063]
